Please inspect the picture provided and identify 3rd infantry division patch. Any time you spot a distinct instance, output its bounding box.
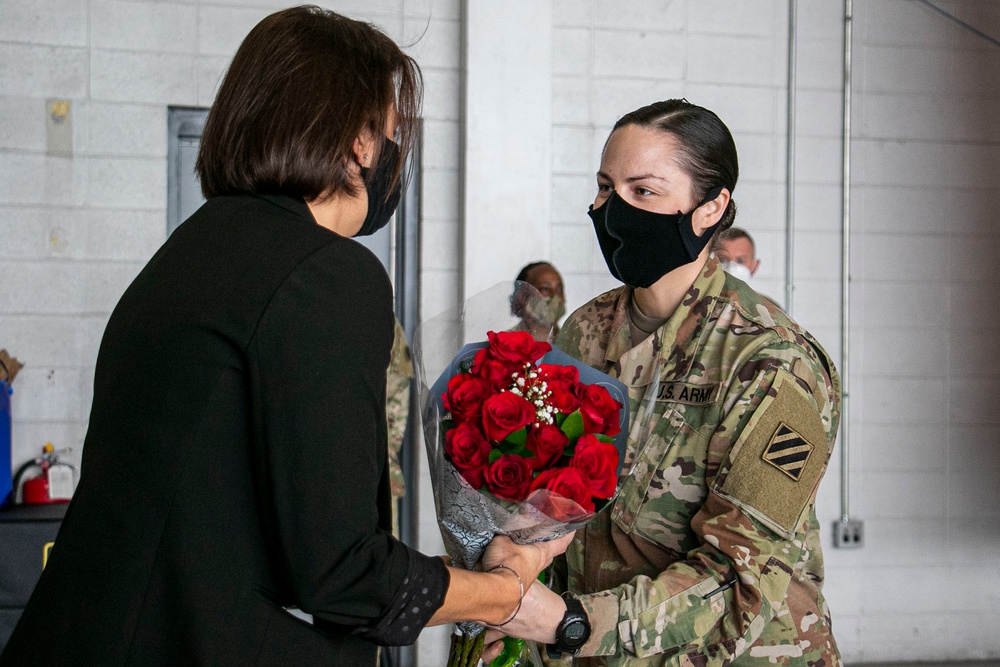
[761,422,814,481]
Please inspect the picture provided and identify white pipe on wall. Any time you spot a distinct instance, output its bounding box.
[784,0,797,315]
[839,0,853,524]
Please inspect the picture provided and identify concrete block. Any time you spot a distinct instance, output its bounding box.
[730,181,783,232]
[687,0,781,38]
[552,0,591,28]
[81,208,166,261]
[733,133,779,183]
[865,231,949,283]
[420,119,459,171]
[794,88,843,139]
[858,422,948,471]
[949,324,1000,379]
[88,103,168,158]
[793,136,842,185]
[551,126,594,175]
[859,324,947,379]
[92,0,198,54]
[91,50,198,105]
[949,377,1000,426]
[197,56,230,107]
[0,44,88,99]
[551,174,593,223]
[7,366,86,421]
[550,222,592,275]
[862,279,949,329]
[0,154,86,207]
[421,68,460,121]
[87,157,167,210]
[0,98,47,152]
[418,268,459,322]
[198,5,271,57]
[791,183,842,233]
[0,0,88,47]
[686,34,782,87]
[420,167,460,221]
[552,76,591,125]
[788,278,841,330]
[855,184,949,236]
[592,77,683,128]
[593,0,685,33]
[404,0,460,21]
[11,419,88,471]
[858,609,949,660]
[684,83,779,135]
[593,29,684,81]
[419,220,459,271]
[553,28,590,77]
[795,38,843,91]
[856,518,949,566]
[401,17,459,70]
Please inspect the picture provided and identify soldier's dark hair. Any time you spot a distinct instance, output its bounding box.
[196,5,422,203]
[515,261,556,284]
[609,99,739,231]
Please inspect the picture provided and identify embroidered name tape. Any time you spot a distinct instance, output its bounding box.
[761,422,814,481]
[655,381,719,406]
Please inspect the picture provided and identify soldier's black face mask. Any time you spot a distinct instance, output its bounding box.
[355,137,402,237]
[588,186,724,289]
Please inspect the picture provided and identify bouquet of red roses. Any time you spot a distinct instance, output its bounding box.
[442,330,623,523]
[416,283,629,667]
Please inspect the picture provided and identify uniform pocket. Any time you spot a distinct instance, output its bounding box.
[611,403,715,548]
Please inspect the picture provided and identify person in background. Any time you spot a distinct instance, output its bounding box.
[0,8,569,666]
[385,317,412,538]
[510,261,567,342]
[714,226,759,284]
[499,100,841,665]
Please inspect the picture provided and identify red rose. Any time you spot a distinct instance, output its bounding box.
[484,454,534,501]
[525,423,568,470]
[570,434,620,499]
[483,330,551,366]
[547,378,581,414]
[529,467,595,514]
[444,422,493,488]
[443,373,492,423]
[472,348,520,390]
[540,364,579,383]
[578,383,623,437]
[481,392,535,442]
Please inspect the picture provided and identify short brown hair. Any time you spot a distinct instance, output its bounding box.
[196,5,421,202]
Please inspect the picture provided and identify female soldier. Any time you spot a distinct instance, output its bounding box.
[497,100,842,665]
[0,8,566,665]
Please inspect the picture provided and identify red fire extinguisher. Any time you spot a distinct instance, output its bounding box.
[12,442,77,504]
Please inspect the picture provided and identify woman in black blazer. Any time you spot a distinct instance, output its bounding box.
[0,7,566,665]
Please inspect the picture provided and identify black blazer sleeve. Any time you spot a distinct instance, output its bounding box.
[247,239,446,643]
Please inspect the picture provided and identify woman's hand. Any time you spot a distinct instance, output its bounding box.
[480,532,575,585]
[486,581,565,644]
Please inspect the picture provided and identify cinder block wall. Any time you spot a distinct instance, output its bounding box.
[2,0,999,663]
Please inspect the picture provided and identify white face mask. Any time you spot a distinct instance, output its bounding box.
[721,260,753,285]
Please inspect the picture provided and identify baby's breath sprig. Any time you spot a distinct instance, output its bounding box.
[507,362,555,425]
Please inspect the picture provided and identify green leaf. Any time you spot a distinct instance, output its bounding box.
[505,427,528,446]
[488,449,503,463]
[596,434,614,443]
[555,413,567,427]
[560,410,584,441]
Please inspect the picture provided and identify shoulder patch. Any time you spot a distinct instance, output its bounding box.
[716,369,829,539]
[761,422,814,480]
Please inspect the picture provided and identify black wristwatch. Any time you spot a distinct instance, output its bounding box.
[546,592,591,658]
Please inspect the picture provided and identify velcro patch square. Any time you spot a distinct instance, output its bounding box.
[761,422,814,481]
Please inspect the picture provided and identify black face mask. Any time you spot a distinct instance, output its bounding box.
[588,186,724,289]
[355,137,402,237]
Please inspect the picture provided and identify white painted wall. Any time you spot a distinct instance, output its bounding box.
[2,0,999,663]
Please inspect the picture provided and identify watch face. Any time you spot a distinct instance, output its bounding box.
[565,621,587,641]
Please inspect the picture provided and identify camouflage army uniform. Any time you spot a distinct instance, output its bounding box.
[386,318,412,536]
[552,258,841,666]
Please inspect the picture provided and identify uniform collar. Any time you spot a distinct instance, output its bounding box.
[606,258,726,386]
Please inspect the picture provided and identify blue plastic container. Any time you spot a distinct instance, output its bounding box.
[1,382,12,506]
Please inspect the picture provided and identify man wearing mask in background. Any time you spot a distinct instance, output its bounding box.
[510,261,566,342]
[714,226,760,284]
